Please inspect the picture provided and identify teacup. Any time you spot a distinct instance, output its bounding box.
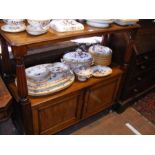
[3,19,24,27]
[27,19,51,31]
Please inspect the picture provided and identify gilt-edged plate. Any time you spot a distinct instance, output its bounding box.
[1,24,26,33]
[91,65,112,77]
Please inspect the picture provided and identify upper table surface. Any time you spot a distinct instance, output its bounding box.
[0,21,140,47]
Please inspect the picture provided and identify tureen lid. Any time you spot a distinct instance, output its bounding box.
[63,49,93,62]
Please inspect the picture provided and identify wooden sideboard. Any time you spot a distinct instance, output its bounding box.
[0,21,139,134]
[110,20,155,109]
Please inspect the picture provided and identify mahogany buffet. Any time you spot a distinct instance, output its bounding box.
[0,20,140,134]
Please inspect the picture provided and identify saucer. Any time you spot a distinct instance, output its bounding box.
[1,24,26,32]
[91,65,112,77]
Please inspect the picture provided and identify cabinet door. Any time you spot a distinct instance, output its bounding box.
[37,92,83,134]
[83,78,120,118]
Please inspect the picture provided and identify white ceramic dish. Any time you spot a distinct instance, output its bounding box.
[86,21,109,28]
[50,20,84,32]
[28,73,75,96]
[27,71,73,91]
[1,24,26,33]
[91,65,112,77]
[26,64,50,82]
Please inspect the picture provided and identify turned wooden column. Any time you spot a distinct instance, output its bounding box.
[12,46,33,134]
[0,35,14,82]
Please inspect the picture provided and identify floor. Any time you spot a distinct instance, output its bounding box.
[59,108,155,135]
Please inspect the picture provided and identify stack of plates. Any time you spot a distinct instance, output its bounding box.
[23,63,75,96]
[86,19,114,28]
[114,19,139,26]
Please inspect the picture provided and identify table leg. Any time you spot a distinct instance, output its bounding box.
[0,35,14,82]
[12,46,33,134]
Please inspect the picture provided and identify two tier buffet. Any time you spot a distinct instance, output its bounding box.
[0,19,140,134]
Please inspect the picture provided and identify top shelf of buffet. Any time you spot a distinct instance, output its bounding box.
[0,20,140,47]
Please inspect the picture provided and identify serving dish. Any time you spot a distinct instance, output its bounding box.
[91,65,112,77]
[50,20,84,32]
[28,73,75,96]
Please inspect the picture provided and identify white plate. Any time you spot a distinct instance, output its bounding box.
[1,24,26,32]
[91,65,112,77]
[86,21,110,28]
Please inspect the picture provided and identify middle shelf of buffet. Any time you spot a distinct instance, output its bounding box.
[8,43,123,107]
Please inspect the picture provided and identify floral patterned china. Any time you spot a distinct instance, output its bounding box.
[1,24,26,33]
[25,64,50,82]
[74,66,92,81]
[91,65,112,77]
[62,49,93,70]
[3,19,25,26]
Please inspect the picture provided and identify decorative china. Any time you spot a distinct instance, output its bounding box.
[1,24,26,33]
[50,20,84,32]
[26,25,48,36]
[87,19,114,24]
[25,64,50,82]
[114,19,139,26]
[3,19,25,26]
[27,19,51,29]
[62,49,93,70]
[91,65,112,77]
[88,44,112,66]
[74,66,92,81]
[28,74,75,96]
